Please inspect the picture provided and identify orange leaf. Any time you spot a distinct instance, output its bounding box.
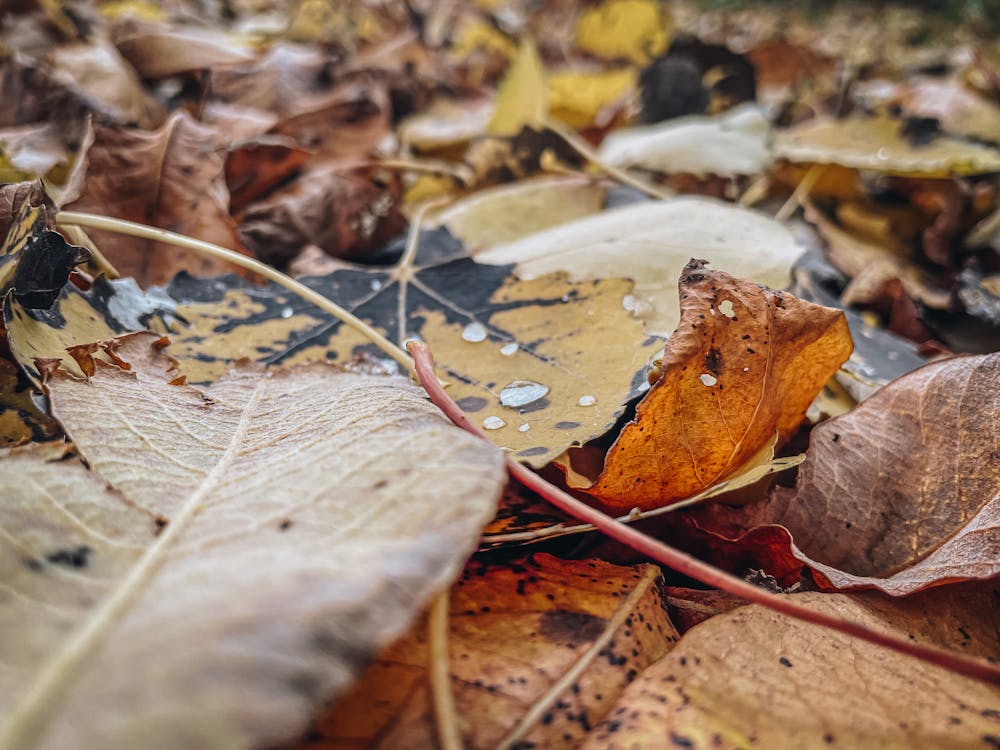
[587,260,852,511]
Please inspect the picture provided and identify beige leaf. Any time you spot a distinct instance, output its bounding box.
[476,198,803,337]
[0,333,505,750]
[486,39,548,137]
[584,584,1000,749]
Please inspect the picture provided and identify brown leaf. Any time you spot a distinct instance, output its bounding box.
[64,112,252,285]
[295,554,677,749]
[0,332,505,749]
[113,24,255,78]
[583,584,1000,749]
[225,136,312,213]
[696,353,1000,595]
[586,260,852,511]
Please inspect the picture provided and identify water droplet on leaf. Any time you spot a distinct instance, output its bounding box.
[483,415,506,430]
[462,322,487,343]
[499,380,550,408]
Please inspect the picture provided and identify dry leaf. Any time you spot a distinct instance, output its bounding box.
[476,197,805,337]
[64,111,250,285]
[598,103,771,176]
[547,67,635,129]
[114,24,255,78]
[0,356,60,446]
[574,0,670,64]
[297,554,677,749]
[398,97,495,153]
[583,584,1000,749]
[0,332,504,750]
[586,260,852,511]
[776,114,1000,176]
[225,136,313,213]
[699,352,999,595]
[486,38,548,137]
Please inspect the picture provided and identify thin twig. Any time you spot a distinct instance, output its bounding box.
[544,118,675,202]
[407,339,1000,687]
[775,164,825,222]
[55,211,414,375]
[429,591,463,750]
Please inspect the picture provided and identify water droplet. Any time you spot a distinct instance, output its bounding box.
[700,373,718,386]
[876,147,889,160]
[742,366,750,373]
[499,380,550,408]
[518,423,530,432]
[483,415,506,430]
[500,342,519,356]
[718,300,736,318]
[622,294,654,319]
[370,279,383,291]
[462,322,487,343]
[638,381,651,392]
[577,394,596,406]
[280,306,294,319]
[887,350,899,361]
[709,308,716,315]
[561,294,570,302]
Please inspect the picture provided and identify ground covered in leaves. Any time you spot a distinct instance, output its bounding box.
[0,1,999,749]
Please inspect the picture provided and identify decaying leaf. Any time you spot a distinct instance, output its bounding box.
[476,197,804,337]
[700,352,999,595]
[583,584,1000,749]
[155,228,661,467]
[0,356,60,446]
[585,260,852,511]
[0,332,505,750]
[598,103,771,177]
[64,111,250,285]
[776,114,1000,176]
[297,554,676,749]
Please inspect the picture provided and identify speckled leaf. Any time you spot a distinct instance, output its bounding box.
[154,228,661,467]
[583,584,1000,749]
[292,554,676,750]
[0,333,504,750]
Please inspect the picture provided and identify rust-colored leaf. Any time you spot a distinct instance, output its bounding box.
[63,111,251,285]
[586,260,852,511]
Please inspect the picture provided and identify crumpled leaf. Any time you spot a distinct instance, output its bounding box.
[64,111,251,285]
[574,0,669,65]
[696,352,999,595]
[582,260,852,511]
[486,39,548,137]
[155,227,661,467]
[598,103,771,176]
[583,584,1000,749]
[776,113,1000,176]
[0,184,89,309]
[0,332,504,750]
[476,197,805,337]
[296,554,676,749]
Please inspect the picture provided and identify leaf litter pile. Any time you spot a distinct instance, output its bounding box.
[1,1,1000,748]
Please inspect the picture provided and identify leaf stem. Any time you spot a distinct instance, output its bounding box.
[429,591,464,750]
[407,339,1000,687]
[54,211,414,375]
[545,118,675,202]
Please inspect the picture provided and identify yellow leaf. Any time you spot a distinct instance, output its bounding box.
[575,0,670,65]
[450,18,518,62]
[486,39,548,137]
[547,67,636,129]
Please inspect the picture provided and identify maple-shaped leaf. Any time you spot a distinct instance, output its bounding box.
[585,584,1000,749]
[0,333,504,750]
[297,554,675,749]
[694,352,1000,595]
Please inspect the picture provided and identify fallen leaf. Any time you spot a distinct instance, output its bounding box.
[155,229,661,467]
[398,97,495,153]
[597,102,771,176]
[0,124,71,183]
[64,111,251,285]
[476,197,804,337]
[431,176,607,251]
[113,24,256,78]
[0,332,504,750]
[583,584,1000,749]
[296,554,677,749]
[225,136,313,213]
[574,0,669,65]
[698,352,999,595]
[486,38,548,137]
[584,260,852,511]
[0,356,60,446]
[776,113,1000,176]
[547,67,635,130]
[896,77,1000,144]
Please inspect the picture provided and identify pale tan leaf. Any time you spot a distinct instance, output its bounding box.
[476,197,804,337]
[0,333,505,750]
[486,39,548,137]
[583,584,1000,749]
